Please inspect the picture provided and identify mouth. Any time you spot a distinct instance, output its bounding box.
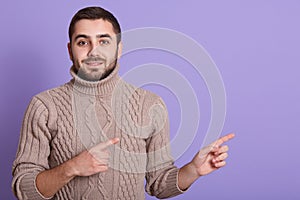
[84,61,103,67]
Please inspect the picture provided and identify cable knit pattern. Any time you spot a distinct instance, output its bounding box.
[12,64,184,200]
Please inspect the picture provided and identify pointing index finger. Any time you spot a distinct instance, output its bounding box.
[104,138,120,148]
[214,133,235,147]
[92,138,120,150]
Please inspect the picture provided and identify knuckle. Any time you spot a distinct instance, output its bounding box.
[103,150,110,156]
[223,152,228,159]
[224,145,229,151]
[99,165,108,172]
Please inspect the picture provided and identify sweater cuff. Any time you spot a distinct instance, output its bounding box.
[165,168,187,196]
[20,171,53,200]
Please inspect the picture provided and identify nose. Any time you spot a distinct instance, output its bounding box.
[87,41,100,57]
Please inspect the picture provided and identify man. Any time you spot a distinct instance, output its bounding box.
[12,6,234,200]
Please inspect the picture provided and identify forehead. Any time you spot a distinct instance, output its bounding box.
[72,19,116,38]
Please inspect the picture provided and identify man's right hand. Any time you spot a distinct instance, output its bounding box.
[68,137,119,177]
[36,138,119,198]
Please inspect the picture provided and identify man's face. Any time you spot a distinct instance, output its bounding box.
[68,19,122,81]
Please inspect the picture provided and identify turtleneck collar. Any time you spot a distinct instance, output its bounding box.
[70,64,120,96]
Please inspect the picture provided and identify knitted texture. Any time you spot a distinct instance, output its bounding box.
[12,65,184,200]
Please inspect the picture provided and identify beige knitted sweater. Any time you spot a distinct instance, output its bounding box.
[12,64,184,200]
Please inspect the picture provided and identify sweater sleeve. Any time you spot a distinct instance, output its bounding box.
[144,96,185,199]
[12,95,54,200]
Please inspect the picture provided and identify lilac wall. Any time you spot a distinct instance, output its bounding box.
[1,0,299,199]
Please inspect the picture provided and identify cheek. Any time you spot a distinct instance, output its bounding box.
[105,46,119,59]
[72,48,86,61]
[100,43,118,54]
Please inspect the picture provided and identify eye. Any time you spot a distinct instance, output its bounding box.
[77,40,88,46]
[100,40,110,45]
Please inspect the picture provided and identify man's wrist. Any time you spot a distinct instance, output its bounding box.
[178,162,201,191]
[63,159,78,179]
[187,161,202,179]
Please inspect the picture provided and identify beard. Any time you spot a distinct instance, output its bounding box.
[76,59,118,81]
[74,49,118,82]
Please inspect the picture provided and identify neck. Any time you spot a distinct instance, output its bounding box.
[70,64,120,96]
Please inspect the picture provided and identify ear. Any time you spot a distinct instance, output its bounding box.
[117,42,123,59]
[67,42,73,61]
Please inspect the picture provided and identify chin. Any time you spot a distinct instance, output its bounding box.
[76,69,103,81]
[86,73,104,81]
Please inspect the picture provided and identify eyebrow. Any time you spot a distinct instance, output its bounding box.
[74,34,112,41]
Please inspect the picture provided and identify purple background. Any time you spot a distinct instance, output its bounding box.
[1,0,300,199]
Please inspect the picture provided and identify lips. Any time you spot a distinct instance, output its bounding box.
[83,57,105,67]
[85,61,103,66]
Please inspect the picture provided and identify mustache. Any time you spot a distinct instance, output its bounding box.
[83,57,105,63]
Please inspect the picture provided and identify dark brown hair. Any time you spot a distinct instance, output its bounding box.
[68,6,121,44]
